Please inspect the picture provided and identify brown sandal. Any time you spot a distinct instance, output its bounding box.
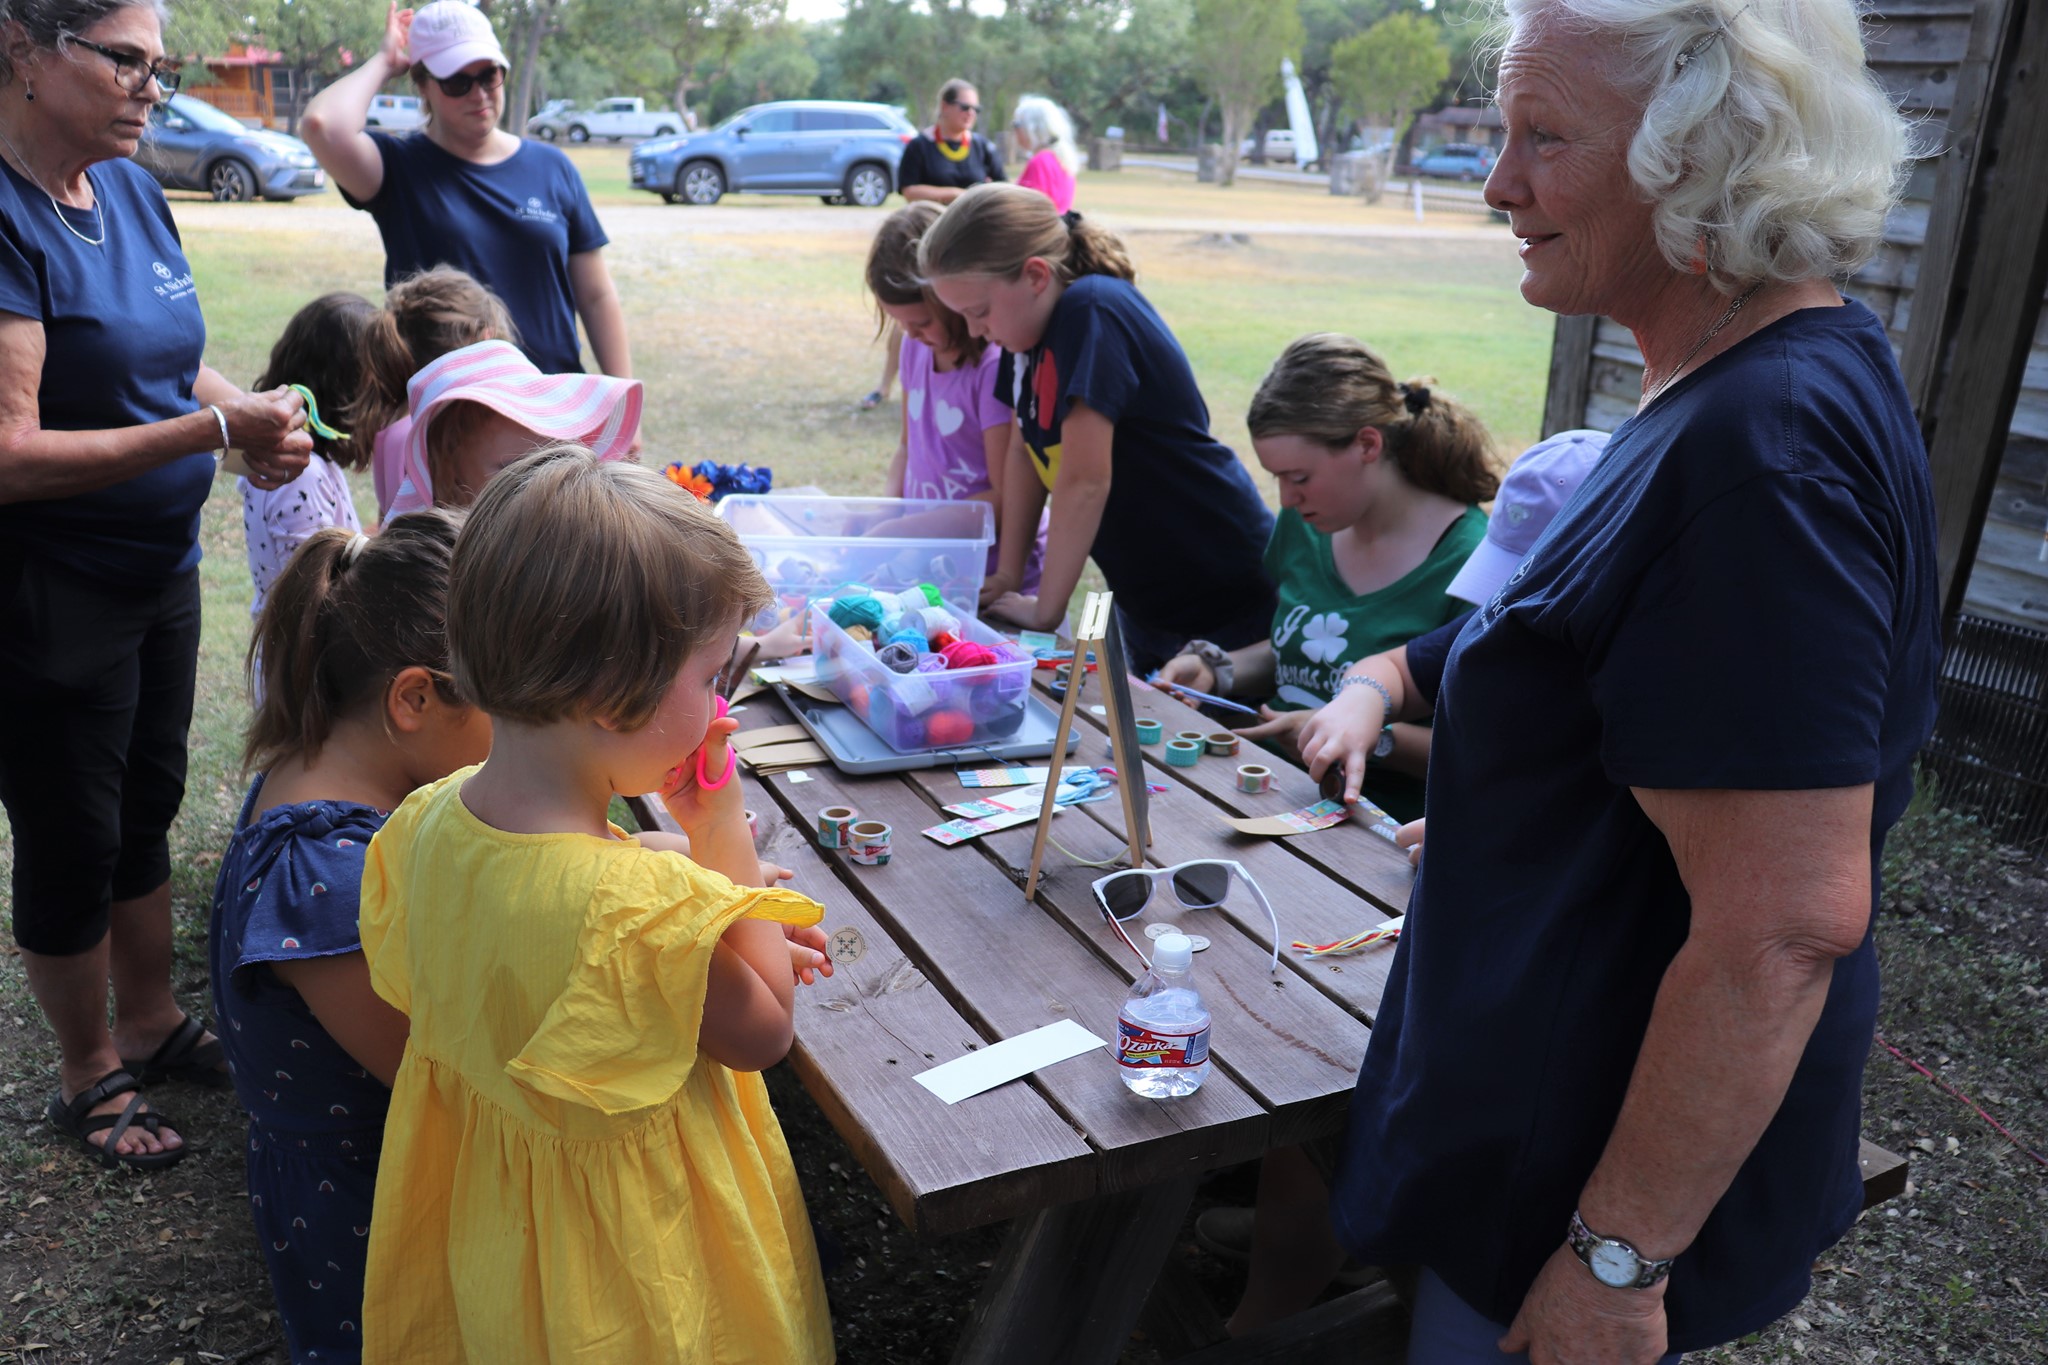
[47,1070,188,1171]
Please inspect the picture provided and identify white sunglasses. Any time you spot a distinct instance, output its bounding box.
[1090,859,1280,973]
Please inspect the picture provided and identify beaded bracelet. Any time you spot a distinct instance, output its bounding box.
[1336,672,1395,718]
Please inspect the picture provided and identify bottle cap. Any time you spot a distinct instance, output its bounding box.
[1153,933,1194,971]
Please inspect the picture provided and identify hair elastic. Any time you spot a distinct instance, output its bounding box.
[1400,383,1432,415]
[341,532,371,566]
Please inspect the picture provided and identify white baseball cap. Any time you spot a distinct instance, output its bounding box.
[408,1,508,80]
[1446,428,1611,606]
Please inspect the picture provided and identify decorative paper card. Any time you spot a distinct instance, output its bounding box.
[1017,630,1060,654]
[912,1019,1107,1104]
[922,806,1049,846]
[753,661,817,685]
[1353,801,1404,843]
[1226,799,1350,838]
[957,765,1091,789]
[942,788,1047,819]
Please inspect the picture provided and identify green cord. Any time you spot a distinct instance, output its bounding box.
[287,382,351,442]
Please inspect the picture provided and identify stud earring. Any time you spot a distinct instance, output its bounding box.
[23,83,33,102]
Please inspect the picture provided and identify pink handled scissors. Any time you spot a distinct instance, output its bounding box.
[664,695,736,793]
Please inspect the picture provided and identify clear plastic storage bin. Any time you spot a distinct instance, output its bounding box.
[809,597,1036,753]
[716,496,995,632]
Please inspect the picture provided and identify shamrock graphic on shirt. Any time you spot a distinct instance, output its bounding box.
[1298,612,1350,664]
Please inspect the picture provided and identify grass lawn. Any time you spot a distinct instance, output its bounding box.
[3,165,2043,1364]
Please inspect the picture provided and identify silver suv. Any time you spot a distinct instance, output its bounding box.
[628,100,914,207]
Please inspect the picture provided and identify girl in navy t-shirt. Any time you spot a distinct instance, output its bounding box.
[920,184,1275,671]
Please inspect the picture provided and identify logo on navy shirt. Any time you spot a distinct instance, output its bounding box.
[518,195,559,224]
[149,259,196,302]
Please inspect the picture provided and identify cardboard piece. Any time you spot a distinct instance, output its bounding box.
[912,1018,1107,1105]
[729,724,813,752]
[738,740,830,772]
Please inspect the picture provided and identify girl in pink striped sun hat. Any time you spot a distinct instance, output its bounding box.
[388,341,642,515]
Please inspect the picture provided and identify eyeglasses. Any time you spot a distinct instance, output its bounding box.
[69,38,179,97]
[1091,859,1281,972]
[434,65,506,99]
[946,99,981,114]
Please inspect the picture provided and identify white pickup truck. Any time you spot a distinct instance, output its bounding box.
[541,97,685,144]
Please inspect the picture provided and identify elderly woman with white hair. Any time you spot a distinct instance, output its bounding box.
[1302,0,1941,1359]
[1011,93,1080,212]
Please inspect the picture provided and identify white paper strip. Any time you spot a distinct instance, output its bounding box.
[912,1019,1108,1105]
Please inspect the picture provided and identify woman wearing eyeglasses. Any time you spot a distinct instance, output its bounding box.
[0,0,312,1172]
[300,1,630,379]
[862,77,1007,410]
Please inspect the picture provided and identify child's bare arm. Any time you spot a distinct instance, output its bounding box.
[272,951,410,1086]
[700,919,801,1071]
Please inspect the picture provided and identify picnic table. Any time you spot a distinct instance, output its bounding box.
[630,670,1909,1365]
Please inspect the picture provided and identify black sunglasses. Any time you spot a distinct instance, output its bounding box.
[434,65,506,99]
[70,37,179,97]
[946,98,981,114]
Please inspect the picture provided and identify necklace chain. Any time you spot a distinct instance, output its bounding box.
[1642,284,1760,408]
[0,124,105,248]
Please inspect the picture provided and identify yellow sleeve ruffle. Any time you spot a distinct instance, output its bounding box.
[357,783,441,1017]
[504,853,822,1114]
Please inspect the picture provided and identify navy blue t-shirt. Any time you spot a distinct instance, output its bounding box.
[0,158,210,585]
[1330,301,1939,1350]
[344,133,607,373]
[1404,608,1468,705]
[993,273,1275,638]
[895,131,1006,193]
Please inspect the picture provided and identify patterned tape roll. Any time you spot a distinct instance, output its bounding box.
[817,805,859,849]
[847,819,892,866]
[1135,718,1163,744]
[746,809,759,844]
[1236,763,1273,794]
[1173,730,1206,744]
[1205,732,1240,757]
[1165,738,1202,768]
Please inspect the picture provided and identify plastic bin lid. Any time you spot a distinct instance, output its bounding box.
[714,494,994,546]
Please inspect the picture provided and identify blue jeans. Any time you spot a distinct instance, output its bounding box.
[1408,1268,1682,1365]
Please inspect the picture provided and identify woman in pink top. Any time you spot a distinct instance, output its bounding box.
[1011,95,1079,214]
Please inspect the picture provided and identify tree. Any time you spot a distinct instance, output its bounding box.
[1188,0,1302,186]
[725,23,821,105]
[1330,10,1448,191]
[576,0,785,119]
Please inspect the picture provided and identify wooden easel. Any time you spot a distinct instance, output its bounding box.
[1026,591,1149,897]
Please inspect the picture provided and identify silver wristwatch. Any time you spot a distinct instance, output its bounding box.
[1568,1210,1674,1290]
[1184,639,1234,694]
[1372,725,1396,759]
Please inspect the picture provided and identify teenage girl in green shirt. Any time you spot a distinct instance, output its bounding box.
[1158,333,1500,819]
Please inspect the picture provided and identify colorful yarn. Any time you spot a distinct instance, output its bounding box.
[1291,926,1401,958]
[914,654,949,674]
[845,624,874,644]
[886,628,926,652]
[939,641,998,670]
[924,709,976,747]
[917,605,960,640]
[877,642,920,674]
[829,595,886,632]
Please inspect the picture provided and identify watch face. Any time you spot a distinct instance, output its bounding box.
[1589,1241,1639,1288]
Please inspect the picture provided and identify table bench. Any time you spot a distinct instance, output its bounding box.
[630,673,1906,1363]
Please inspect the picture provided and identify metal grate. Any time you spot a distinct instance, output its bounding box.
[1922,614,2048,848]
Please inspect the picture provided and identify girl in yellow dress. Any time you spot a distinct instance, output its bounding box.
[357,444,836,1363]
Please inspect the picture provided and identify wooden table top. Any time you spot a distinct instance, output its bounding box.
[632,673,1414,1242]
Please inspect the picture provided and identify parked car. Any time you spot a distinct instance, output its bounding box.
[1238,129,1298,162]
[524,98,574,139]
[366,93,425,130]
[1413,143,1496,181]
[134,93,327,203]
[545,97,685,143]
[629,100,915,208]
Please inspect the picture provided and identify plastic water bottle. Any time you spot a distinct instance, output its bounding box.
[1117,933,1211,1097]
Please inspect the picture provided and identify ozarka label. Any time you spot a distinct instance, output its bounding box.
[1116,1017,1210,1069]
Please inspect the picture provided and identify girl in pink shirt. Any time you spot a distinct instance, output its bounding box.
[1011,95,1079,214]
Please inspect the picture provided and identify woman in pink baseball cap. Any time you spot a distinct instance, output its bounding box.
[386,340,642,514]
[299,2,630,381]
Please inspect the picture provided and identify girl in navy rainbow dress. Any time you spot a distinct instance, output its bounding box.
[209,511,488,1362]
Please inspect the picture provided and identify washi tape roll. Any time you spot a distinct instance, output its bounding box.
[1135,718,1163,745]
[1206,732,1241,757]
[817,805,859,849]
[1173,730,1206,745]
[847,819,892,866]
[746,809,760,844]
[1236,763,1273,794]
[1165,738,1202,768]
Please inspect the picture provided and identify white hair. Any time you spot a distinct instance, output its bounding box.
[1012,94,1080,177]
[1499,0,1912,287]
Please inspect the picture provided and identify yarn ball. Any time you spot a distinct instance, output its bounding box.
[910,583,943,607]
[829,595,885,633]
[931,632,959,652]
[915,654,949,674]
[886,628,926,652]
[845,624,874,645]
[917,605,960,640]
[924,708,976,747]
[940,641,998,670]
[845,682,870,717]
[877,642,920,674]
